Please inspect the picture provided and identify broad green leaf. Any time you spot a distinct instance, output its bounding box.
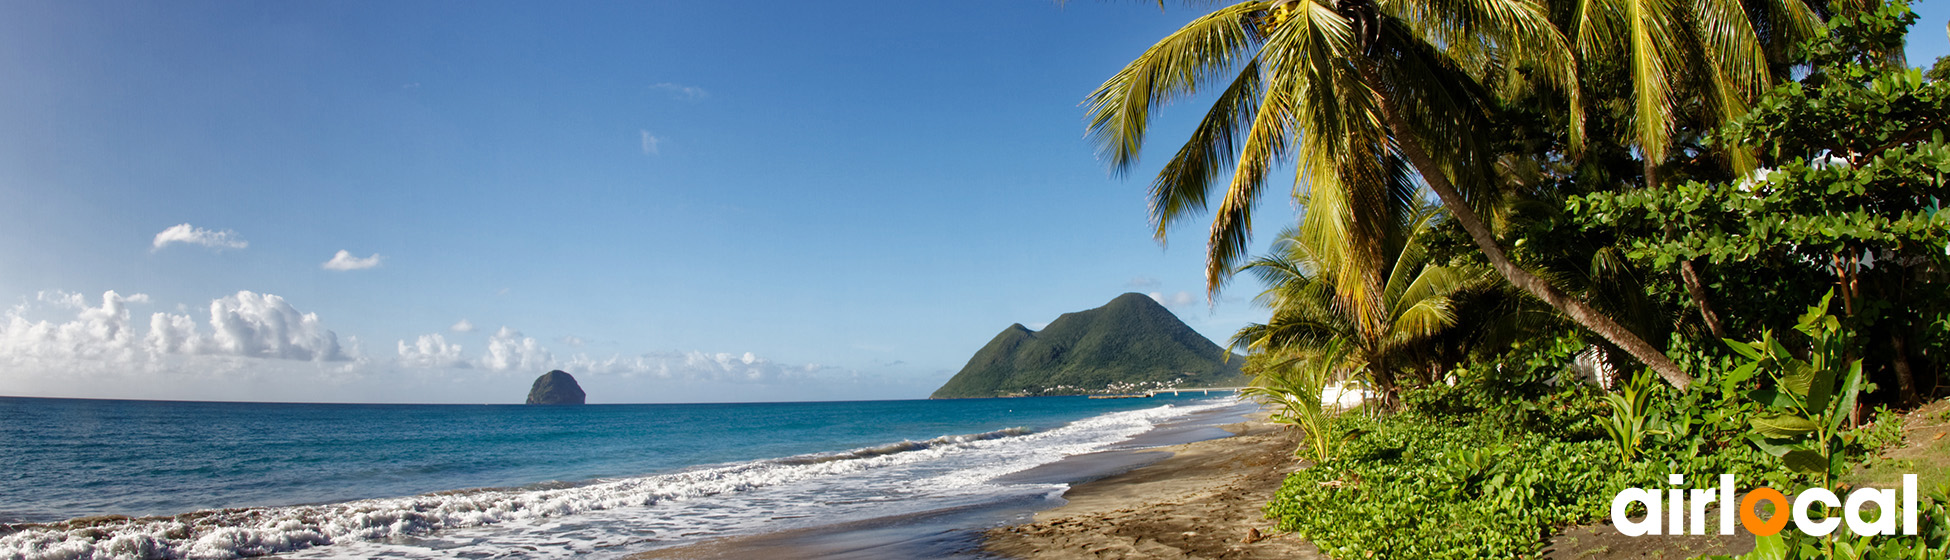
[1726,361,1758,386]
[1782,449,1828,474]
[1747,388,1795,410]
[1804,362,1837,412]
[1768,334,1794,364]
[1780,361,1815,397]
[1743,534,1787,560]
[1825,360,1866,435]
[1751,414,1819,438]
[1744,433,1807,457]
[1724,338,1763,360]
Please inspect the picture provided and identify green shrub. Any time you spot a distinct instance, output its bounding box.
[1267,411,1630,559]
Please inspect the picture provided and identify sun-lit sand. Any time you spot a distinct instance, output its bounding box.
[984,417,1325,559]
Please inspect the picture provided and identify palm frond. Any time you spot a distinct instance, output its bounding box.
[1150,59,1266,241]
[1087,2,1269,174]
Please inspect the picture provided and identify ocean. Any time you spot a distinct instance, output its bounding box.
[0,394,1243,559]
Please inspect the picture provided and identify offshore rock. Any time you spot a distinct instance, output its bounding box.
[525,370,587,405]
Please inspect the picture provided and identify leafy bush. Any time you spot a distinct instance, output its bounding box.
[1268,411,1632,559]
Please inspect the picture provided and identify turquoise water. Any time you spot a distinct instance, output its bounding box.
[0,394,1234,559]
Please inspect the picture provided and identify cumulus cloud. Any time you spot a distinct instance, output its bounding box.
[1150,291,1197,308]
[0,290,148,364]
[640,130,661,155]
[484,327,552,372]
[0,290,352,370]
[321,250,382,271]
[145,312,200,355]
[1127,276,1162,290]
[398,333,469,369]
[450,319,475,333]
[204,291,350,361]
[152,224,248,251]
[651,82,709,100]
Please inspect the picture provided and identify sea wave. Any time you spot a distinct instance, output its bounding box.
[0,401,1224,560]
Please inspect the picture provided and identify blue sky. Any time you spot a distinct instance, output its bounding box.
[0,1,1945,404]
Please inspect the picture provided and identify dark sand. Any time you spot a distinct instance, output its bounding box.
[984,419,1323,559]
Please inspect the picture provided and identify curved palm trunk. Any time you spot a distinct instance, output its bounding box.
[1359,67,1695,391]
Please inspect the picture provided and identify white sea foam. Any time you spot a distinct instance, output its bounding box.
[0,399,1233,560]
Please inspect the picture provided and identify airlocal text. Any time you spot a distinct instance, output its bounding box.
[1611,474,1918,537]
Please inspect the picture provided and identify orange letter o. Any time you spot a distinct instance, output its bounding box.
[1740,488,1790,536]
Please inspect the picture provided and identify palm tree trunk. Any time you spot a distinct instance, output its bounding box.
[1361,68,1695,391]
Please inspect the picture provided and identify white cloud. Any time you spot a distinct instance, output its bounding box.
[1150,291,1197,308]
[559,335,586,347]
[484,327,552,372]
[145,311,201,355]
[321,250,382,271]
[450,319,475,333]
[398,333,469,369]
[0,290,352,369]
[1127,276,1162,290]
[204,291,350,361]
[152,223,248,251]
[0,290,148,364]
[640,130,661,155]
[651,82,709,100]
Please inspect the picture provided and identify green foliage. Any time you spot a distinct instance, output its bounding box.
[1727,291,1869,488]
[1267,411,1627,559]
[1600,371,1658,463]
[1405,330,1610,437]
[930,293,1246,398]
[1849,406,1908,455]
[1269,361,1791,558]
[1241,341,1355,462]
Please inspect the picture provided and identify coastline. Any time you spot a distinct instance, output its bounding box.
[626,400,1315,560]
[984,416,1321,559]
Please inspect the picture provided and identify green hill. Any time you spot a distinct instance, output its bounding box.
[929,293,1247,398]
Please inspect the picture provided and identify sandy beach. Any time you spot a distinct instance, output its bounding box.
[984,417,1322,559]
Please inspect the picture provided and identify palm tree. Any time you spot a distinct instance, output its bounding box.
[1090,0,1697,389]
[1230,192,1488,407]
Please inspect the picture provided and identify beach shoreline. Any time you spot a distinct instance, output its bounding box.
[983,415,1322,559]
[627,400,1316,560]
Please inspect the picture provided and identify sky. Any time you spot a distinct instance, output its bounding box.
[0,1,1945,405]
